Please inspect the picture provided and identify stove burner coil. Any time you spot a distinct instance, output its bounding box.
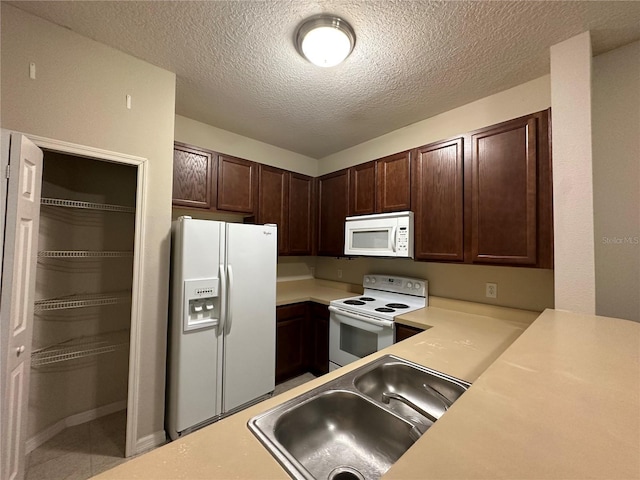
[386,303,409,309]
[375,307,395,312]
[359,297,375,302]
[344,299,366,305]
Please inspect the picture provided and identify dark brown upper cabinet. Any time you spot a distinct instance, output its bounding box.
[288,173,314,256]
[413,138,465,261]
[349,161,376,216]
[376,151,411,213]
[256,166,314,256]
[257,164,288,254]
[172,143,213,209]
[317,169,349,256]
[468,109,552,267]
[217,154,257,214]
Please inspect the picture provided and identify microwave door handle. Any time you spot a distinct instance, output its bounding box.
[390,226,397,252]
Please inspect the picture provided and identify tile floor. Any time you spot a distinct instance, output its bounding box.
[273,372,317,396]
[25,373,318,480]
[25,410,128,480]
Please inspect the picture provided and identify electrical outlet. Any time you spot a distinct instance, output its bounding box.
[486,283,497,299]
[337,269,343,279]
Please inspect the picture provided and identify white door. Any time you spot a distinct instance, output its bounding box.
[223,223,276,413]
[0,133,43,480]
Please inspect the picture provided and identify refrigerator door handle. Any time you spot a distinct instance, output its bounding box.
[219,264,226,332]
[226,265,234,333]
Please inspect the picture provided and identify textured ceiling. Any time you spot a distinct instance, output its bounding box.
[9,1,640,159]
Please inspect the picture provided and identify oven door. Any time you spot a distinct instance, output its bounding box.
[328,306,394,368]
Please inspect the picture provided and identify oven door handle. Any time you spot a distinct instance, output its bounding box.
[329,306,394,328]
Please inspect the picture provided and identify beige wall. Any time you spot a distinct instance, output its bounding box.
[315,258,553,312]
[318,75,551,174]
[175,115,317,176]
[592,40,640,322]
[550,32,596,315]
[1,4,175,449]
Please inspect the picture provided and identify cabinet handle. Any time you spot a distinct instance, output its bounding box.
[16,345,25,355]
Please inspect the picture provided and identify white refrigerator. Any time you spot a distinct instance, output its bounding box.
[166,216,277,440]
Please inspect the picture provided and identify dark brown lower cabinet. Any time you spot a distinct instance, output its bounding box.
[275,304,307,384]
[276,302,329,384]
[394,323,424,343]
[308,303,329,376]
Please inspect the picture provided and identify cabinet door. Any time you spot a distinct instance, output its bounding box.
[471,116,538,265]
[317,169,349,256]
[413,138,464,261]
[376,151,411,212]
[308,303,329,376]
[288,173,314,256]
[349,161,376,216]
[394,324,424,343]
[258,165,288,254]
[276,304,307,384]
[217,154,256,214]
[172,144,212,209]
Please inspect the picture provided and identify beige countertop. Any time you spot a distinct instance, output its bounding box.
[274,277,361,306]
[95,281,640,480]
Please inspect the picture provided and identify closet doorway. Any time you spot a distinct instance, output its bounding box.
[1,133,148,480]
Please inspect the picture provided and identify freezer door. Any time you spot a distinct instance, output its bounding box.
[223,223,276,413]
[167,218,224,439]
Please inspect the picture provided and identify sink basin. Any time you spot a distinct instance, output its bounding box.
[354,360,469,425]
[248,355,470,480]
[273,390,415,480]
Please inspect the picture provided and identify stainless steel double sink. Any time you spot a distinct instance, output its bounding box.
[248,355,470,480]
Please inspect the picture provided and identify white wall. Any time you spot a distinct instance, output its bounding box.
[175,115,317,176]
[550,32,596,315]
[1,4,175,450]
[592,40,640,322]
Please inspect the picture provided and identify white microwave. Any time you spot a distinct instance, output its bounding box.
[344,211,414,258]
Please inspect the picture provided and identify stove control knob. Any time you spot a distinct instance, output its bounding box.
[370,277,376,284]
[406,282,413,289]
[364,276,370,284]
[414,282,422,290]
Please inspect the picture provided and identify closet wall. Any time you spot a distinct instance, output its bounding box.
[28,151,136,447]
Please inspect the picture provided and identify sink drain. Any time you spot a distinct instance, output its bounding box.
[328,466,365,480]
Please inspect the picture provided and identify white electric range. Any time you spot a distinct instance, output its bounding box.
[328,274,428,371]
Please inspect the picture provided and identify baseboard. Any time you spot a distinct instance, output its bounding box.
[134,430,166,455]
[26,400,127,454]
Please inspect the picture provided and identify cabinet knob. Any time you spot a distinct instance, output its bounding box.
[16,345,25,355]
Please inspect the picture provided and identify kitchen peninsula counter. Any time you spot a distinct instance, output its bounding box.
[94,292,639,479]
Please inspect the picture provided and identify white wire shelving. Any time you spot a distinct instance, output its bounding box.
[34,292,131,312]
[31,330,130,367]
[38,251,134,258]
[41,197,135,213]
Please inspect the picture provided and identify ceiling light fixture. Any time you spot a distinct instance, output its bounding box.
[295,15,355,68]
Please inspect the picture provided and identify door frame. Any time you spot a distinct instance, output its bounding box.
[25,133,148,458]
